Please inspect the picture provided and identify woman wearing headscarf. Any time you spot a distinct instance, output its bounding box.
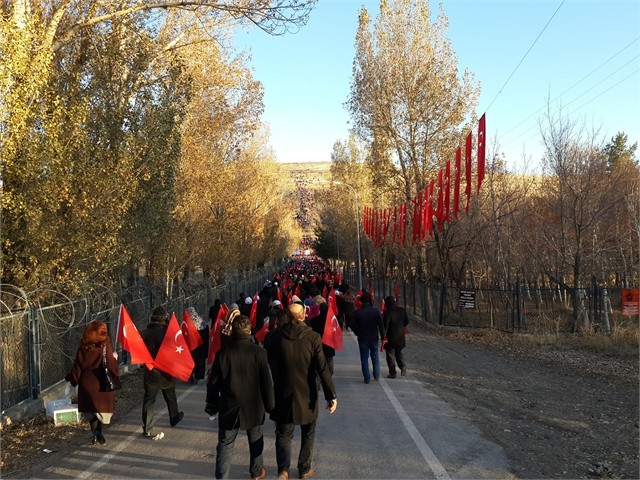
[65,320,119,445]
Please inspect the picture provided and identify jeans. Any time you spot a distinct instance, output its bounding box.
[358,340,380,382]
[216,423,264,479]
[275,420,316,477]
[385,347,405,376]
[142,385,179,435]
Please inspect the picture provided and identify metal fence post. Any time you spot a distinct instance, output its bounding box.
[438,278,446,326]
[27,304,41,400]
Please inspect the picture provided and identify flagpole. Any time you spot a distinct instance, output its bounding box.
[333,181,363,291]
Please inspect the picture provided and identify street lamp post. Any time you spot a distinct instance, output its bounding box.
[333,181,362,291]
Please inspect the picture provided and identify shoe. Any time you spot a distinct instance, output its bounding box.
[364,379,370,384]
[91,435,97,445]
[170,411,184,427]
[401,367,407,376]
[251,468,267,480]
[96,431,106,445]
[387,373,396,379]
[299,469,314,479]
[373,376,379,381]
[143,431,165,441]
[278,470,289,480]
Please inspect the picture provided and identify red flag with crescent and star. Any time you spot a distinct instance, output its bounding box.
[322,303,343,351]
[115,304,154,369]
[181,309,203,351]
[154,313,195,382]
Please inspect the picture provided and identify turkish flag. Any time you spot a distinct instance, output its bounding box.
[394,281,400,300]
[454,147,461,220]
[322,304,343,351]
[444,160,451,222]
[465,131,472,214]
[254,320,270,344]
[477,113,486,193]
[327,289,338,315]
[216,303,229,322]
[249,292,259,328]
[115,304,154,369]
[437,169,444,232]
[181,309,203,351]
[208,318,223,364]
[154,313,195,382]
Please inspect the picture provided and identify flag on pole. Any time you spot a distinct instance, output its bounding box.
[454,147,461,220]
[154,313,195,382]
[254,320,270,344]
[115,304,154,369]
[465,131,473,214]
[477,113,486,193]
[322,303,343,351]
[181,309,203,351]
[249,291,259,328]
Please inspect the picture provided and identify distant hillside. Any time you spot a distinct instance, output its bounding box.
[279,161,333,241]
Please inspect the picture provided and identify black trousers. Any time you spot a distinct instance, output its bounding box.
[142,384,179,434]
[385,347,405,375]
[275,420,316,476]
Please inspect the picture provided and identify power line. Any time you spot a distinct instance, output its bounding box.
[485,0,566,113]
[501,37,640,138]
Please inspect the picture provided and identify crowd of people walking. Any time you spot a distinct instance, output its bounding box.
[66,255,409,479]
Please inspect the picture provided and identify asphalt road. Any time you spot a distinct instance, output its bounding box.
[37,331,513,479]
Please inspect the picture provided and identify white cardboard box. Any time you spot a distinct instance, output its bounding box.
[53,407,80,426]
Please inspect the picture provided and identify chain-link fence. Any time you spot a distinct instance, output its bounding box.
[339,265,633,335]
[1,264,282,412]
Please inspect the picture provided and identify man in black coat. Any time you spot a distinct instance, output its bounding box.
[308,297,335,375]
[352,292,385,384]
[140,306,184,441]
[382,296,409,378]
[265,303,337,480]
[206,315,275,480]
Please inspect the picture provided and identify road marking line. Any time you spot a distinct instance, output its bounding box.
[349,333,450,480]
[78,386,196,478]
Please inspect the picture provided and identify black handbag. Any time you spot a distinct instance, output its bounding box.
[99,345,121,392]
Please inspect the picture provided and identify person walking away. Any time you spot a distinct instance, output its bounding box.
[352,292,384,384]
[140,306,184,440]
[65,320,120,445]
[342,287,356,331]
[188,307,209,384]
[265,303,337,480]
[382,296,409,378]
[206,315,275,480]
[308,296,335,375]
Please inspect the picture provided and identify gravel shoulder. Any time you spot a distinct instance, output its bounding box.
[2,321,638,479]
[405,321,639,479]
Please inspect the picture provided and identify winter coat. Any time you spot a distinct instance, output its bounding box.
[140,320,175,388]
[206,333,275,430]
[309,303,335,359]
[383,306,409,350]
[352,304,385,343]
[65,339,119,415]
[265,320,336,425]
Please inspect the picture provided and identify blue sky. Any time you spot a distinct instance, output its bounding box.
[234,0,639,172]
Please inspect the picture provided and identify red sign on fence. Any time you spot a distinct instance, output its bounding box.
[621,289,639,316]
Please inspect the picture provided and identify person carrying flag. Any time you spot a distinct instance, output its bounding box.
[140,306,184,441]
[308,296,335,375]
[206,315,275,480]
[265,303,337,480]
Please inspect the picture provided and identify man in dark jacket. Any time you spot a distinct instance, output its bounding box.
[140,306,184,441]
[265,303,337,480]
[206,315,275,480]
[382,296,409,378]
[352,292,385,384]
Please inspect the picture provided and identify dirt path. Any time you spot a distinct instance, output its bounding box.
[405,321,639,479]
[2,321,638,479]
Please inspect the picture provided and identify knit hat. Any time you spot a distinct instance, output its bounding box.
[151,306,169,324]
